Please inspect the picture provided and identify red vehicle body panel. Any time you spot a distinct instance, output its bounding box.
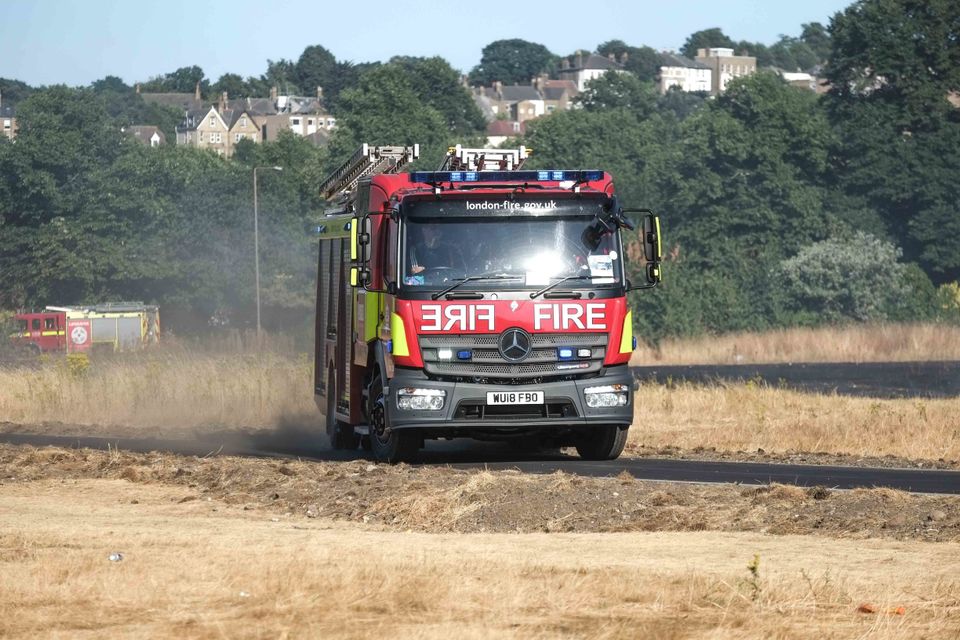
[391,298,631,370]
[12,312,66,352]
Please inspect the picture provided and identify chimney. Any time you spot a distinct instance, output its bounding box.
[270,86,278,103]
[493,80,502,98]
[135,83,140,94]
[620,51,629,64]
[575,51,583,69]
[608,53,615,61]
[194,81,201,101]
[561,58,569,70]
[697,48,707,58]
[219,91,227,112]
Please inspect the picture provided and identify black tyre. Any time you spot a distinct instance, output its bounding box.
[326,370,359,450]
[575,425,629,460]
[368,375,419,463]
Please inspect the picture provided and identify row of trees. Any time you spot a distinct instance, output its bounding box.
[2,0,959,338]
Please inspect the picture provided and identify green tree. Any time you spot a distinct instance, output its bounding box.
[776,232,936,323]
[680,28,736,59]
[800,22,832,63]
[261,59,301,95]
[521,106,669,211]
[139,65,208,94]
[210,73,252,98]
[327,65,450,169]
[596,40,662,82]
[768,36,818,71]
[635,72,840,335]
[469,39,558,85]
[575,71,657,116]
[294,45,338,102]
[826,0,960,282]
[0,78,33,106]
[656,86,707,120]
[389,56,486,135]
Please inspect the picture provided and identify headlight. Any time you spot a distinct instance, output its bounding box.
[397,387,445,411]
[584,384,629,408]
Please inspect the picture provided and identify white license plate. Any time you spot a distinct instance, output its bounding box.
[486,391,544,405]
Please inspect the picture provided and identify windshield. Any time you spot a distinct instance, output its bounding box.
[401,199,622,290]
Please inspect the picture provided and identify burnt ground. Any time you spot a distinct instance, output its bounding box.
[2,443,958,543]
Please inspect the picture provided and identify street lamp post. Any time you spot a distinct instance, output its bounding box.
[253,165,283,338]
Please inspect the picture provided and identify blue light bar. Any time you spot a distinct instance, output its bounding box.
[409,170,604,184]
[558,347,574,361]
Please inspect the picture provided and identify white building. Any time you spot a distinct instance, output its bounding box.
[658,52,712,94]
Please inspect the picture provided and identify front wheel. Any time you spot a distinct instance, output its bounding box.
[368,375,419,463]
[575,425,629,460]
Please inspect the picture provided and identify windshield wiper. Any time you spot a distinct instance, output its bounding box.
[529,274,595,299]
[430,273,524,300]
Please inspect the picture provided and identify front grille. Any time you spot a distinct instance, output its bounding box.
[454,400,579,420]
[420,332,608,381]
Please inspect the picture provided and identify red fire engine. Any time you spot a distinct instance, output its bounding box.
[315,145,661,462]
[10,303,160,354]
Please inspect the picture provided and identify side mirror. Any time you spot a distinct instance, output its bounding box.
[350,213,391,292]
[623,209,662,290]
[349,215,375,288]
[642,213,662,264]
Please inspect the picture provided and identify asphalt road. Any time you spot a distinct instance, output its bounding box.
[3,431,959,495]
[631,361,960,398]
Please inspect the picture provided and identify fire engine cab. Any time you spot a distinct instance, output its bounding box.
[315,144,662,462]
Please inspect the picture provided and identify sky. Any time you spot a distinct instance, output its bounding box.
[0,0,855,88]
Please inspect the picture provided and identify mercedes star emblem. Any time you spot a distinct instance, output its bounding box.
[498,328,532,362]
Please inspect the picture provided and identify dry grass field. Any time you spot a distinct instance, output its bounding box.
[1,324,959,638]
[631,323,960,365]
[0,349,321,432]
[627,382,960,464]
[1,451,959,639]
[1,323,957,464]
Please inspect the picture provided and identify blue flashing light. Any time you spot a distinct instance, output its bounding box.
[558,347,574,361]
[386,340,393,354]
[409,170,604,184]
[632,336,637,350]
[457,350,472,360]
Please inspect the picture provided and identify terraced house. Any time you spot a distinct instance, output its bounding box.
[171,88,335,157]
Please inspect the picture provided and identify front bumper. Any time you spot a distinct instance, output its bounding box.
[385,365,634,431]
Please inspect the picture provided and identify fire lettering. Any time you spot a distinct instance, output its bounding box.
[421,305,441,331]
[533,303,607,330]
[420,304,495,332]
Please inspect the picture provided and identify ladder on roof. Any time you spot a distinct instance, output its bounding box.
[439,144,530,171]
[319,143,420,200]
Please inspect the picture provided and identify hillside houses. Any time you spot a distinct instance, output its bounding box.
[559,51,628,91]
[139,85,336,158]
